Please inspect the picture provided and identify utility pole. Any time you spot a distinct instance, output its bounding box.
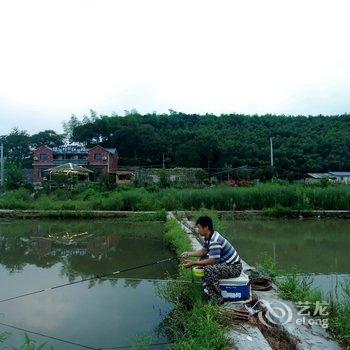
[270,137,274,167]
[0,143,4,187]
[162,153,165,169]
[207,150,211,175]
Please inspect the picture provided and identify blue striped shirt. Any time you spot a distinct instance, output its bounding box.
[203,231,240,264]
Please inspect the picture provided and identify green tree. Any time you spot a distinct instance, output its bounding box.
[5,162,26,189]
[30,130,65,148]
[62,114,82,142]
[159,169,170,188]
[60,112,350,180]
[0,128,31,167]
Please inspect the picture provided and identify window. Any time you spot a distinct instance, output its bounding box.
[94,153,102,160]
[40,154,47,161]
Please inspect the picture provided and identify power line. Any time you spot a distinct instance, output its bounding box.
[0,261,180,349]
[0,257,177,304]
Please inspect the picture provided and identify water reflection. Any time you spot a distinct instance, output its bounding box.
[223,218,350,297]
[223,219,350,274]
[0,220,176,349]
[0,220,177,279]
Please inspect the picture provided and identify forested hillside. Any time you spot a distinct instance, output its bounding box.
[1,112,350,178]
[69,112,350,177]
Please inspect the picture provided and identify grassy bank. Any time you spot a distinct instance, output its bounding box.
[1,183,350,212]
[0,208,167,220]
[257,254,350,348]
[278,271,350,347]
[161,218,230,349]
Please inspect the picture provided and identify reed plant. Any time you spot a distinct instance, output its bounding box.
[1,183,350,212]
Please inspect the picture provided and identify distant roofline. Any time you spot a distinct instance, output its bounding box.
[307,172,350,178]
[329,172,350,176]
[35,144,117,155]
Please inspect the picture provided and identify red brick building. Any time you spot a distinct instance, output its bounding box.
[33,145,118,183]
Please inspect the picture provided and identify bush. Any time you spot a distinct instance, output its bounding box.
[0,188,32,209]
[262,204,293,218]
[4,163,27,190]
[100,192,124,210]
[120,190,145,210]
[52,189,72,201]
[97,173,117,191]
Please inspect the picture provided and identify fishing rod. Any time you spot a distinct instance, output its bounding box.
[101,277,201,284]
[0,256,178,304]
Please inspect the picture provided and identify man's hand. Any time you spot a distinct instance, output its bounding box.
[180,252,191,258]
[183,260,193,268]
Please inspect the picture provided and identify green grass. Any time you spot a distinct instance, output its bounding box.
[255,252,284,279]
[262,204,294,218]
[162,218,230,350]
[2,183,350,212]
[0,332,9,343]
[0,333,53,350]
[327,280,350,346]
[277,269,322,313]
[256,252,350,348]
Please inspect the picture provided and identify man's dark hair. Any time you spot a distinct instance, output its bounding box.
[196,216,214,232]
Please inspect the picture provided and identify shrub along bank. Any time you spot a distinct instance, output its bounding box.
[2,183,350,212]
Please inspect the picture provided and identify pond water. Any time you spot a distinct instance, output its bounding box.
[0,220,177,350]
[223,218,350,298]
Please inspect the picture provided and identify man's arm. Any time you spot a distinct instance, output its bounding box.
[180,248,208,258]
[183,258,216,268]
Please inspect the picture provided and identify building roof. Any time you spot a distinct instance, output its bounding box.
[85,145,118,155]
[307,173,330,179]
[51,146,88,154]
[328,172,350,176]
[104,148,117,154]
[116,171,134,175]
[40,145,117,155]
[44,163,93,174]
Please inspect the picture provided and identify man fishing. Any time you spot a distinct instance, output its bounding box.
[181,216,242,305]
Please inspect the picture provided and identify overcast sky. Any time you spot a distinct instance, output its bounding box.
[1,0,350,135]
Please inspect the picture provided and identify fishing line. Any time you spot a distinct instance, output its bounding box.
[0,321,97,349]
[0,257,178,303]
[98,341,171,349]
[0,321,171,349]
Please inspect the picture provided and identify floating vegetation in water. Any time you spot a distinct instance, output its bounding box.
[48,231,89,240]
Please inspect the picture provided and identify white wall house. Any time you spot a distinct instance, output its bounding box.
[328,172,350,184]
[306,172,350,184]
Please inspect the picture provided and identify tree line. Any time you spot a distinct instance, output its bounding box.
[1,111,350,179]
